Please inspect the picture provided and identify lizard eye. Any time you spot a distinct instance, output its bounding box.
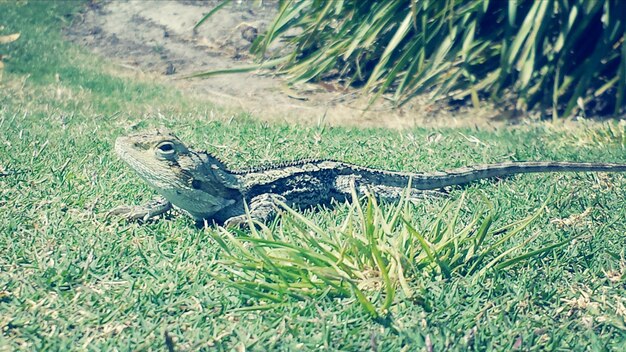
[155,141,176,159]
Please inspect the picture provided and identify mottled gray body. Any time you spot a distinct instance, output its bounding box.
[109,130,626,226]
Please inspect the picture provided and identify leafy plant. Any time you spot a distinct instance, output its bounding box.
[194,0,626,118]
[208,189,572,318]
[250,0,626,117]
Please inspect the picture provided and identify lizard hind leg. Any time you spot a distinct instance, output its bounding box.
[334,174,447,203]
[223,193,287,228]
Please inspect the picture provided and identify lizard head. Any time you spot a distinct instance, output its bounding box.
[115,129,241,220]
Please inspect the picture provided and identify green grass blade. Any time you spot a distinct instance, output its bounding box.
[193,0,231,30]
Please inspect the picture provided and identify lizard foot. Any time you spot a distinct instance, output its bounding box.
[223,215,249,228]
[106,197,172,222]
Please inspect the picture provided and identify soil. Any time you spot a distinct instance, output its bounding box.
[66,0,508,129]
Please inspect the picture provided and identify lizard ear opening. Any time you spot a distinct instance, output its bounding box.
[155,141,176,160]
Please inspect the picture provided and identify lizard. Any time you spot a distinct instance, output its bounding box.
[109,129,626,227]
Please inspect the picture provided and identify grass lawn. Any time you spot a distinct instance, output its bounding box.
[1,2,625,350]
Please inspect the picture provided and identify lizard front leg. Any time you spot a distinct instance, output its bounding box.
[224,193,286,228]
[107,195,172,222]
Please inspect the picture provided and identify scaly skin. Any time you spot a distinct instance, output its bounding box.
[109,129,626,226]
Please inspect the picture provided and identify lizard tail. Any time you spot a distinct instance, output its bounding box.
[409,161,626,190]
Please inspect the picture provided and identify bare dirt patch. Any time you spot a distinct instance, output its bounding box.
[67,0,506,129]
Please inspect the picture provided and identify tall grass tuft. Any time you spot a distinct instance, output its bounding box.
[243,0,626,118]
[208,190,572,318]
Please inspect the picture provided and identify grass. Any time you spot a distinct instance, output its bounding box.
[1,1,626,350]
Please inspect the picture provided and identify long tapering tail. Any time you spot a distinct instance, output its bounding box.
[408,161,626,189]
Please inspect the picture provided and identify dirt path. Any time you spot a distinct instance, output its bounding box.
[67,0,504,129]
